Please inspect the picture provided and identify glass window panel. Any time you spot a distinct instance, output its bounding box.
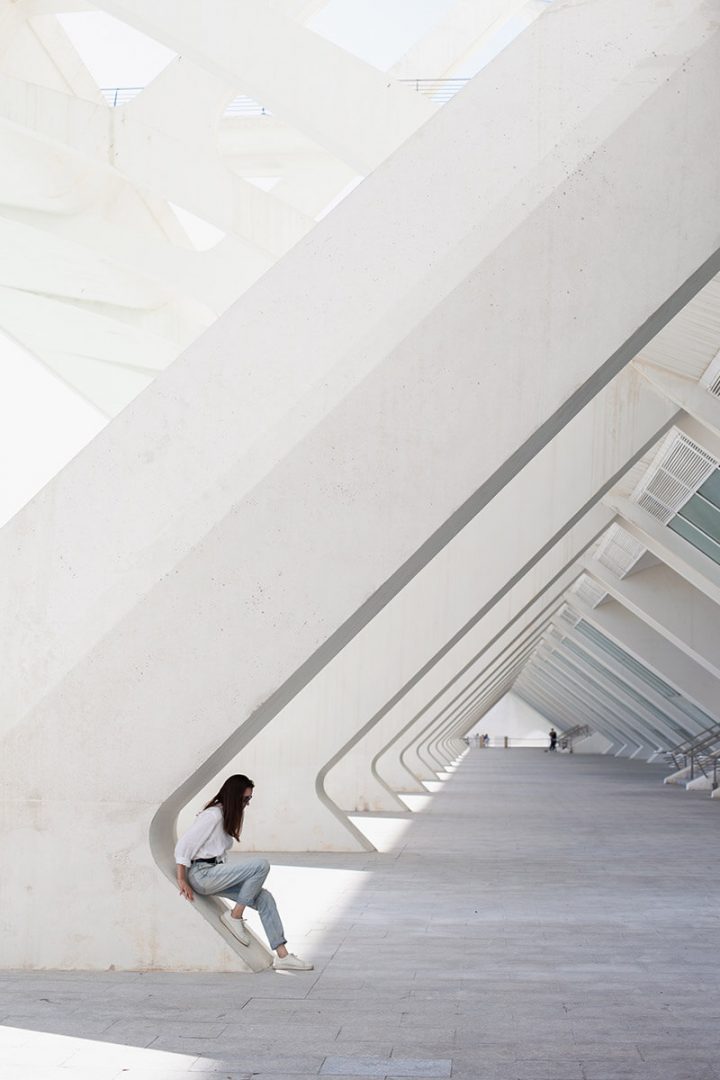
[564,640,689,738]
[553,654,668,742]
[675,700,716,731]
[668,514,720,566]
[697,469,720,511]
[576,622,679,698]
[572,620,716,738]
[677,492,720,543]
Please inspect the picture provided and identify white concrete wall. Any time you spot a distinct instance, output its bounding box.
[573,731,614,755]
[466,692,549,744]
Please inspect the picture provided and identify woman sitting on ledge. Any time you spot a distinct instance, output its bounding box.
[175,774,313,971]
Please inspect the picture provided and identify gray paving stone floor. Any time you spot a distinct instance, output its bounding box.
[2,750,720,1079]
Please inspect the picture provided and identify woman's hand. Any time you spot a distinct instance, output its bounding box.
[176,866,194,902]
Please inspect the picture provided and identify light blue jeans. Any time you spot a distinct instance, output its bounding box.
[187,857,286,950]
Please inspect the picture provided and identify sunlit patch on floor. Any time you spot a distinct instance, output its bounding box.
[0,1024,200,1076]
[347,812,413,851]
[396,793,433,812]
[253,864,369,944]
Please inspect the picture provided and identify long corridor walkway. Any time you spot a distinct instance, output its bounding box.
[2,750,720,1079]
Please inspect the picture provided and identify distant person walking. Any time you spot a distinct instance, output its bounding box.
[548,728,558,752]
[175,774,313,971]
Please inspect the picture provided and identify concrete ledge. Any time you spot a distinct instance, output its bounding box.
[195,896,274,974]
[685,775,716,792]
[664,766,691,785]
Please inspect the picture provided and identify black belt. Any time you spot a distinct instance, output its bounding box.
[192,857,220,865]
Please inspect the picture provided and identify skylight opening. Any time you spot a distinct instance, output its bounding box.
[454,2,550,79]
[224,94,272,118]
[245,177,282,193]
[167,204,227,251]
[56,12,176,94]
[308,0,457,72]
[316,176,364,221]
[0,330,106,529]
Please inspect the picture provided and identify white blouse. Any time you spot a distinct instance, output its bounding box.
[174,806,233,867]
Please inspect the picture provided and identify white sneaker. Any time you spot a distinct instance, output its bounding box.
[221,912,250,946]
[273,952,314,971]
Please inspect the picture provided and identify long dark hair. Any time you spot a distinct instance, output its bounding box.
[204,774,254,840]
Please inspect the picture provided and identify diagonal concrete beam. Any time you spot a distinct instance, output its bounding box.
[95,0,435,172]
[0,72,313,255]
[391,0,533,78]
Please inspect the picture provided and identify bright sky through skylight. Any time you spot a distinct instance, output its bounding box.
[458,5,547,77]
[167,204,227,252]
[56,1,555,94]
[0,333,105,528]
[309,0,457,71]
[57,12,176,88]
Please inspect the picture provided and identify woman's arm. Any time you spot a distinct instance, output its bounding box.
[176,863,194,902]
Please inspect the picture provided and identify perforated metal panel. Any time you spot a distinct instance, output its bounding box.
[700,347,720,398]
[707,372,720,396]
[571,574,607,609]
[556,605,580,633]
[632,431,718,524]
[595,523,646,577]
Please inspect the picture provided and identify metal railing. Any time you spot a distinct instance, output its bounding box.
[397,78,470,104]
[557,724,591,754]
[465,735,577,749]
[100,78,471,116]
[691,752,720,787]
[100,86,143,107]
[223,94,272,117]
[100,86,274,115]
[663,723,720,786]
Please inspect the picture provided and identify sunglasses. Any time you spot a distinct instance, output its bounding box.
[242,794,253,805]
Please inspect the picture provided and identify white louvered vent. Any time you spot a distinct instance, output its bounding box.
[556,605,580,633]
[631,430,718,524]
[595,523,646,578]
[700,348,720,398]
[570,574,607,610]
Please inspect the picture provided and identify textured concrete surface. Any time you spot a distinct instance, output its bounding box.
[3,749,720,1079]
